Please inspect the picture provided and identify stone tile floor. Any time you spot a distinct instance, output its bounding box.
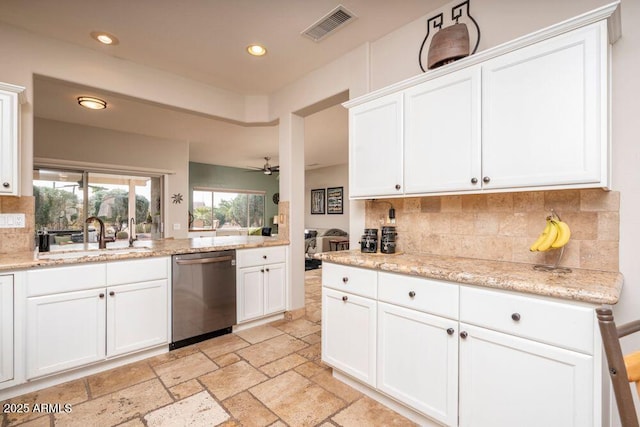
[1,269,416,427]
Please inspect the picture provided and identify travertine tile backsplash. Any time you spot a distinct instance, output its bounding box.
[0,196,35,254]
[365,189,619,272]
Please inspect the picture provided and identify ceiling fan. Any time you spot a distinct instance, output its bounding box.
[247,156,279,175]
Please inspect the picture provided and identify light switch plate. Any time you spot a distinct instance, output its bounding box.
[0,213,26,228]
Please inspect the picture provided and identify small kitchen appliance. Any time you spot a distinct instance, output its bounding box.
[360,228,378,253]
[380,226,397,254]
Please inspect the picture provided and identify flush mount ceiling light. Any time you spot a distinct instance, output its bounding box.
[77,96,107,110]
[90,31,119,45]
[246,44,267,56]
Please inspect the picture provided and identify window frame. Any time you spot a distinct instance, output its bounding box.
[191,187,266,230]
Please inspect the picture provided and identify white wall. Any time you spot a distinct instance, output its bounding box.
[34,118,190,238]
[304,164,349,232]
[370,0,610,90]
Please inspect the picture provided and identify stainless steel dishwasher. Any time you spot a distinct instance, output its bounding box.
[171,250,236,349]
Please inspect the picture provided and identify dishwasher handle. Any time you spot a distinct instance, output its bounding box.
[175,255,233,265]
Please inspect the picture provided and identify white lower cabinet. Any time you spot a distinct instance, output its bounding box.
[322,262,604,427]
[26,288,106,379]
[322,288,376,387]
[458,323,593,427]
[0,275,14,383]
[25,258,169,379]
[236,246,287,323]
[377,302,458,426]
[106,279,168,357]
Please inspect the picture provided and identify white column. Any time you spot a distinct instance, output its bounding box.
[279,113,305,310]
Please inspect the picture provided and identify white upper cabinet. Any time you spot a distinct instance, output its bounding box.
[404,66,481,194]
[0,83,25,196]
[481,22,607,190]
[345,7,617,199]
[349,92,404,198]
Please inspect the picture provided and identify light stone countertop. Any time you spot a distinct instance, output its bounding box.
[315,250,623,305]
[0,236,289,272]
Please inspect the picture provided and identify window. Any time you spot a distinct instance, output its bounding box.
[33,168,163,248]
[192,189,265,230]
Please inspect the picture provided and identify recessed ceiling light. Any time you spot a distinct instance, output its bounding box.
[246,44,267,56]
[77,96,107,110]
[90,31,119,45]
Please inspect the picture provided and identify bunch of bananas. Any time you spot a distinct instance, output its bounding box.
[530,215,571,252]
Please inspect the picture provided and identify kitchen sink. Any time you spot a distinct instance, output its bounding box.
[38,247,153,260]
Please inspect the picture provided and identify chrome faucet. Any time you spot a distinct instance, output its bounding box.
[86,216,107,249]
[129,217,137,247]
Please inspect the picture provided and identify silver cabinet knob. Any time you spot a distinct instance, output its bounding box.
[511,313,521,321]
[99,293,105,299]
[447,328,455,335]
[408,291,416,298]
[342,277,349,283]
[460,331,468,339]
[471,177,478,184]
[483,176,491,183]
[395,184,401,190]
[109,291,115,296]
[342,295,348,302]
[2,182,9,188]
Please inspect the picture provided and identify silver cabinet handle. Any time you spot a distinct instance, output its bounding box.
[460,331,468,339]
[483,176,491,183]
[395,184,401,190]
[99,293,105,299]
[447,328,455,335]
[408,291,416,298]
[342,277,349,283]
[176,256,232,265]
[471,177,478,184]
[342,295,348,302]
[2,182,9,188]
[511,313,521,321]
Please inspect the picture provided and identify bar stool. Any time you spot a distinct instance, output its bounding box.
[596,308,640,427]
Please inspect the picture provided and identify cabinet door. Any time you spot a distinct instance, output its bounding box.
[0,89,18,195]
[106,279,168,357]
[459,323,593,427]
[377,302,458,426]
[237,266,265,322]
[322,288,376,387]
[264,263,286,315]
[404,66,481,194]
[26,289,106,379]
[0,275,13,383]
[349,92,404,198]
[482,22,607,190]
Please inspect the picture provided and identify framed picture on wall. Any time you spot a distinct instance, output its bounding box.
[311,188,325,214]
[327,186,344,214]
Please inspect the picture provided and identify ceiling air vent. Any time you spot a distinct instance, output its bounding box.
[302,5,357,42]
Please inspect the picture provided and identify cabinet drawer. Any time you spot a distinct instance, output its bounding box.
[322,262,377,299]
[237,246,286,268]
[27,263,107,297]
[107,257,169,285]
[378,272,458,320]
[459,286,594,354]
